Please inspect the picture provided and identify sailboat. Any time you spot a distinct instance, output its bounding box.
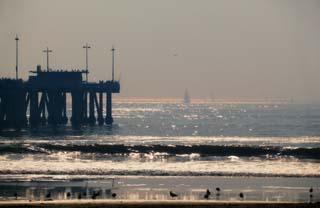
[184,89,190,104]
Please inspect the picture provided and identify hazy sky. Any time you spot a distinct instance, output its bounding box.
[0,0,320,101]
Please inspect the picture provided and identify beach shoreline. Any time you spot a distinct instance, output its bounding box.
[0,200,319,208]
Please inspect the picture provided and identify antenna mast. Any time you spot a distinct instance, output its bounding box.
[15,35,19,79]
[111,46,115,81]
[83,43,91,82]
[43,47,53,71]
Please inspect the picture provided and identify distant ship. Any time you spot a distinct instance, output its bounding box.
[184,89,190,104]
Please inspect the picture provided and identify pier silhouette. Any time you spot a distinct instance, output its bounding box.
[0,65,120,130]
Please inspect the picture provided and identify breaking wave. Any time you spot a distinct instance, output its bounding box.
[0,169,319,178]
[1,143,319,159]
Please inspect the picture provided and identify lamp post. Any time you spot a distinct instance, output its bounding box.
[111,46,115,81]
[83,43,91,82]
[15,35,19,79]
[43,47,53,71]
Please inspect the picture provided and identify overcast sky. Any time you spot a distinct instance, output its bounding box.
[0,0,320,102]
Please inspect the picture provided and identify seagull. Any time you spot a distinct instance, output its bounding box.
[112,193,117,198]
[170,191,178,198]
[91,191,100,200]
[309,187,313,193]
[206,189,211,196]
[239,192,244,199]
[216,187,221,196]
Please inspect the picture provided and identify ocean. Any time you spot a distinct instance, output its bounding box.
[0,102,319,202]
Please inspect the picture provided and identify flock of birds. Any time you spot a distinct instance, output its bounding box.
[13,187,315,201]
[170,187,315,201]
[169,187,243,200]
[13,190,117,201]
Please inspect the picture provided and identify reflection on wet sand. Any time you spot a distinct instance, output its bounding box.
[0,177,319,203]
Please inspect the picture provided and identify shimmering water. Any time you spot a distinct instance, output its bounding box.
[0,102,320,201]
[1,102,320,177]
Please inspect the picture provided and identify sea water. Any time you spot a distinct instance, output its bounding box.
[0,102,319,201]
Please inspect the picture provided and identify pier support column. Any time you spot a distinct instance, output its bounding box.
[39,92,47,125]
[88,92,96,125]
[0,96,3,129]
[105,92,113,125]
[97,92,104,125]
[15,90,27,129]
[29,91,40,127]
[62,92,68,124]
[81,92,88,125]
[71,91,82,127]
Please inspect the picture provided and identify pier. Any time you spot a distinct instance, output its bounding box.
[0,65,120,130]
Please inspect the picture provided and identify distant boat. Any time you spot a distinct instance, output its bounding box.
[184,89,190,104]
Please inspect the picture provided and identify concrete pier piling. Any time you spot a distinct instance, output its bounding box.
[0,65,120,130]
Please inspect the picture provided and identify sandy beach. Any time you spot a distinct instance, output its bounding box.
[0,176,319,203]
[0,200,319,208]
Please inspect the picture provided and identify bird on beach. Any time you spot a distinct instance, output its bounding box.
[112,193,117,198]
[204,189,211,199]
[216,187,221,196]
[206,189,211,196]
[91,191,100,200]
[170,191,178,198]
[239,192,244,199]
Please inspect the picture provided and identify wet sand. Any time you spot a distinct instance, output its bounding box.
[0,176,319,204]
[0,200,319,208]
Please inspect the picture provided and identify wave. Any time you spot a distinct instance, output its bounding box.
[0,169,319,178]
[1,143,319,159]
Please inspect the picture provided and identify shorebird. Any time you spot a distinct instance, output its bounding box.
[91,191,100,200]
[112,193,117,198]
[204,189,211,199]
[170,191,178,198]
[216,187,221,196]
[206,189,211,196]
[239,192,244,199]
